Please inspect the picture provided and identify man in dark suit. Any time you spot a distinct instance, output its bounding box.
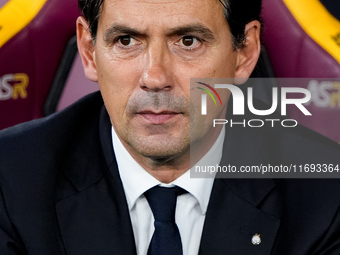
[1,0,340,254]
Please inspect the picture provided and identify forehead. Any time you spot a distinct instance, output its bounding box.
[98,0,227,33]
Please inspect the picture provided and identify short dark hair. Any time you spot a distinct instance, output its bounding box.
[78,0,262,48]
[223,0,262,48]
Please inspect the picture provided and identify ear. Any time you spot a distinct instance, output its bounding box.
[234,20,261,84]
[76,16,98,82]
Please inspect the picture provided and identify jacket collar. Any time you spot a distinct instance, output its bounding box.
[56,95,136,255]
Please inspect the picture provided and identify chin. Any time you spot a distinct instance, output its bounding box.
[129,134,190,161]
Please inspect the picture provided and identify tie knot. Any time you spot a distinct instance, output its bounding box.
[144,186,186,222]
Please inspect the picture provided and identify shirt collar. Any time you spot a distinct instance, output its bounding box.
[112,126,225,215]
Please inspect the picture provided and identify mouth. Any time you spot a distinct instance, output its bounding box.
[137,110,182,124]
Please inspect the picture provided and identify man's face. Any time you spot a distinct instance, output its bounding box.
[82,0,245,166]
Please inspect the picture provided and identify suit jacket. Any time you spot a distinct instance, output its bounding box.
[0,91,340,255]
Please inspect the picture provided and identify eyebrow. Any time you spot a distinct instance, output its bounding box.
[104,25,143,43]
[103,24,216,43]
[167,24,215,41]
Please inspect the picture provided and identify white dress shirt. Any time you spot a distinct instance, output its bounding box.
[112,126,225,255]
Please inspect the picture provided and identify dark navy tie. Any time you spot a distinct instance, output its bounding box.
[144,186,186,255]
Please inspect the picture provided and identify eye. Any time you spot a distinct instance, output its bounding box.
[181,36,196,47]
[117,35,138,46]
[177,36,202,50]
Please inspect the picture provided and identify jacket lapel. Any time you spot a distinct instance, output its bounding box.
[199,178,280,255]
[199,106,281,254]
[55,106,136,255]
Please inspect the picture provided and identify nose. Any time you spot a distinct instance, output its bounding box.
[140,42,174,92]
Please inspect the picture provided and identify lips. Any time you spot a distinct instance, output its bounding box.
[138,111,181,124]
